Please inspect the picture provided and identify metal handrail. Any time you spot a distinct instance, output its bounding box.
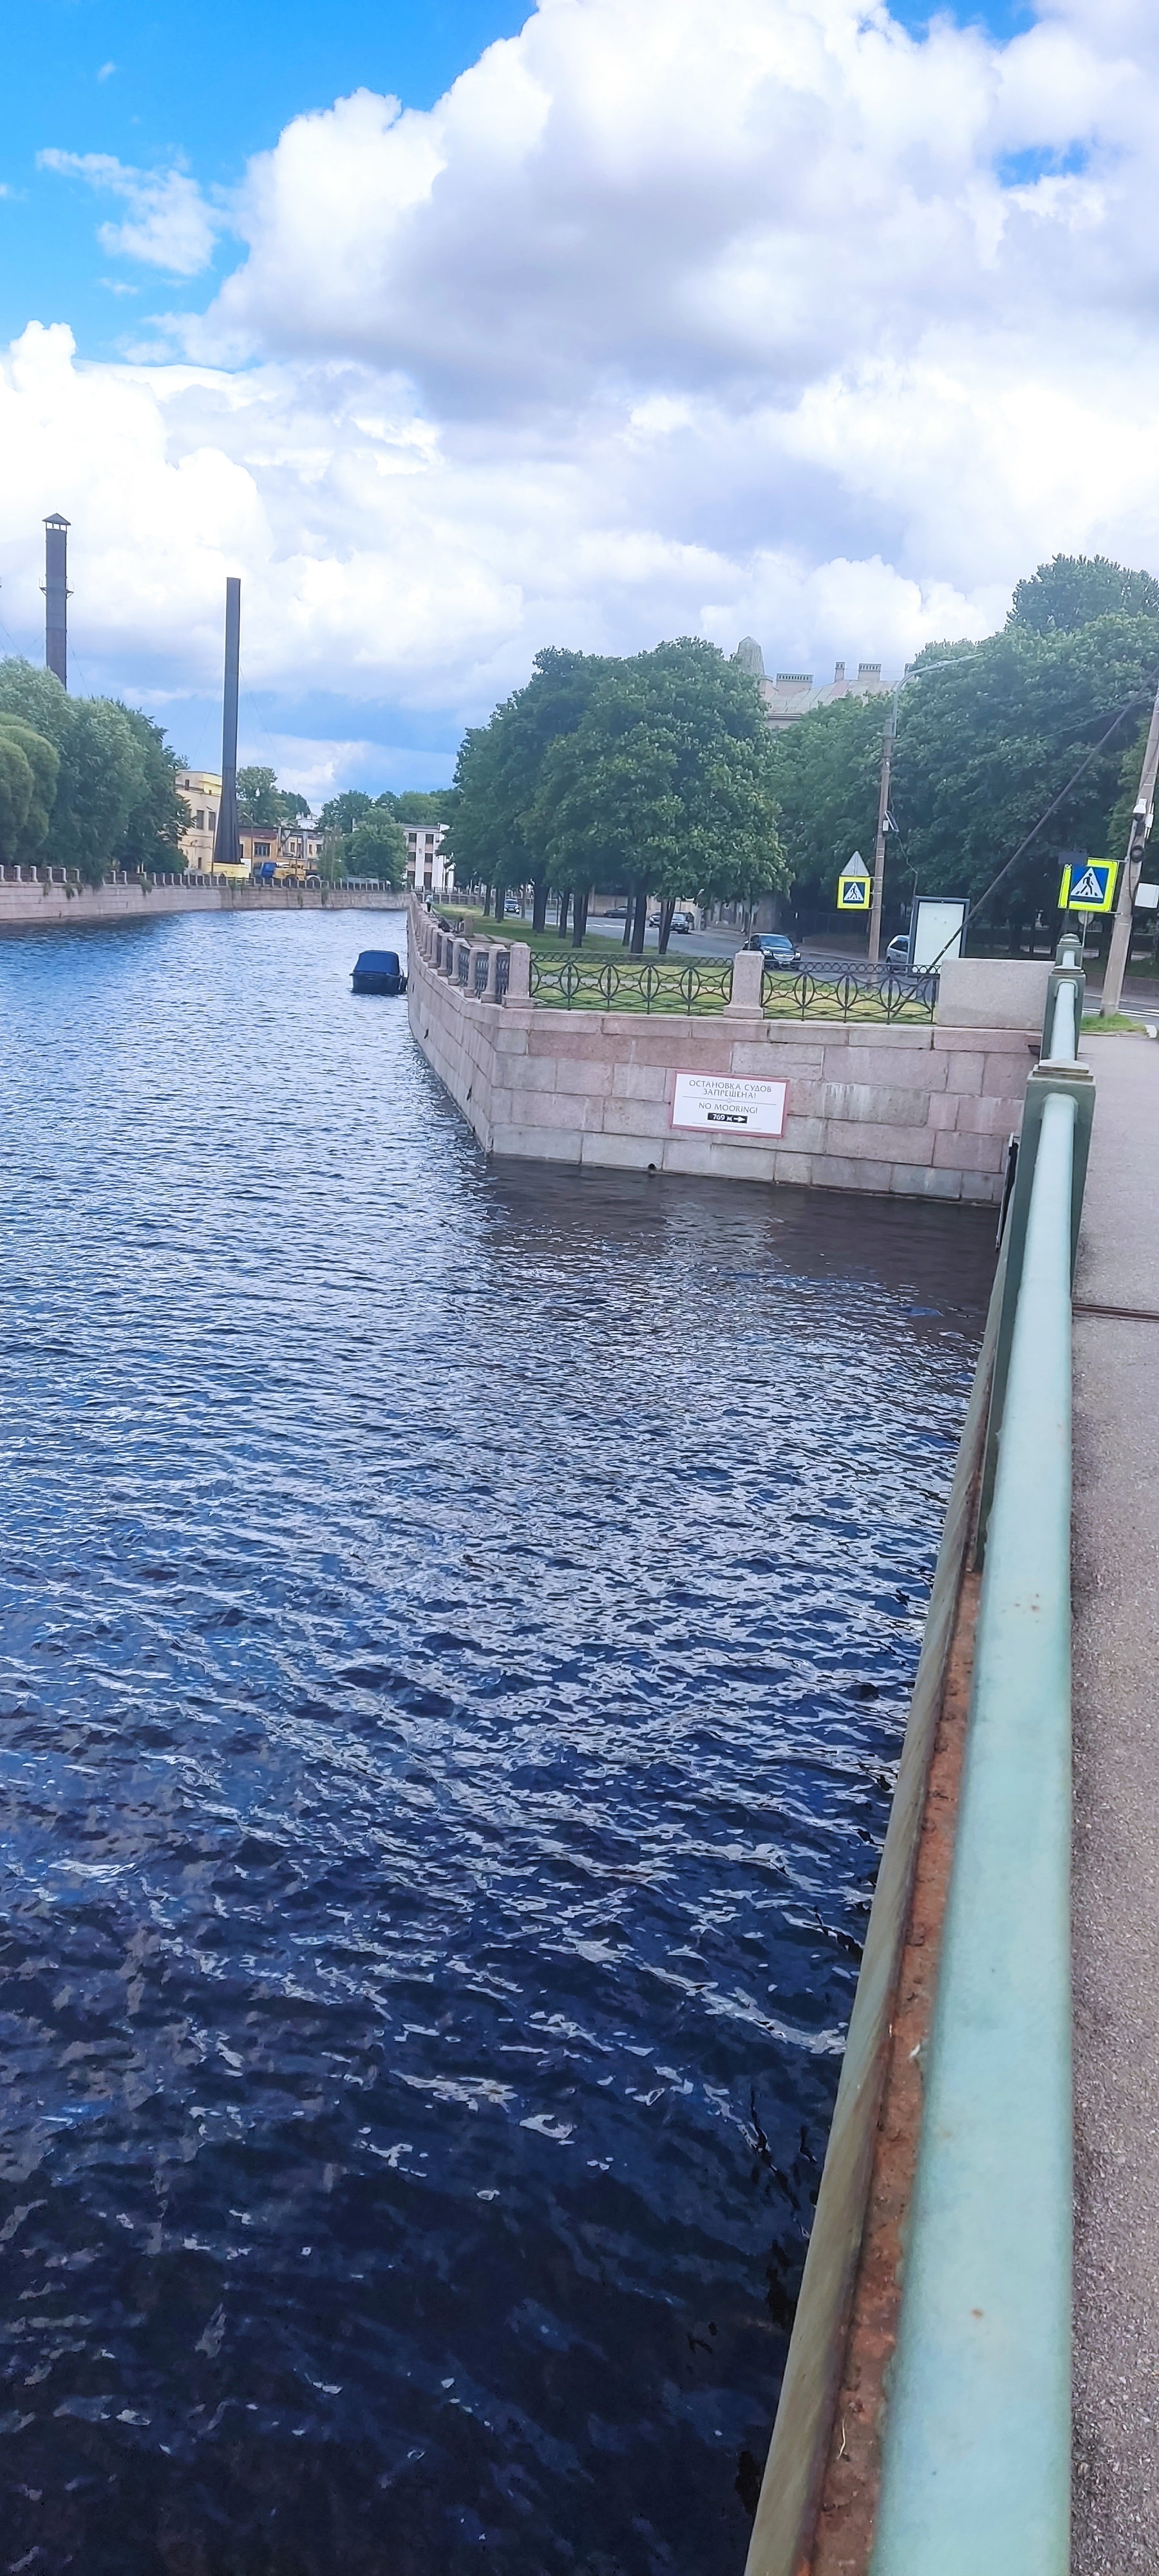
[869,1086,1074,2575]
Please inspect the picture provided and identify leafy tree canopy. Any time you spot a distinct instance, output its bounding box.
[0,715,59,861]
[1008,554,1159,637]
[890,613,1159,923]
[377,789,446,822]
[348,812,407,886]
[237,764,306,826]
[0,660,193,883]
[319,789,373,834]
[441,647,606,899]
[534,641,785,940]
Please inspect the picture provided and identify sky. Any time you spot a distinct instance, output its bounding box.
[1,0,1154,799]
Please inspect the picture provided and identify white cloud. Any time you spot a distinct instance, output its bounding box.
[39,151,220,277]
[10,0,1159,769]
[97,62,117,82]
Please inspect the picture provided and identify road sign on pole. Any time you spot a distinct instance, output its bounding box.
[838,851,871,912]
[1058,858,1118,914]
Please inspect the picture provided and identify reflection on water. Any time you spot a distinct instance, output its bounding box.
[0,911,994,2575]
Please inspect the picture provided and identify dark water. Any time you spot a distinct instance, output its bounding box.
[0,910,994,2576]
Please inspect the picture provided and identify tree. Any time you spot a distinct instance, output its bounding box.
[348,812,407,885]
[764,692,890,914]
[0,659,73,752]
[238,766,282,826]
[52,701,148,886]
[113,706,188,871]
[0,658,189,886]
[0,734,35,865]
[1008,554,1159,637]
[0,715,59,860]
[890,614,1159,938]
[534,639,786,950]
[319,790,373,834]
[380,789,446,823]
[442,648,607,929]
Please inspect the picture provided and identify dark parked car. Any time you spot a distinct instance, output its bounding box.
[747,931,802,967]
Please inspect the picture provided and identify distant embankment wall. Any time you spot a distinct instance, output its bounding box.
[408,902,1047,1208]
[0,876,404,930]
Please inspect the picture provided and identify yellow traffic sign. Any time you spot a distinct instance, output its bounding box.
[1059,858,1118,914]
[837,854,871,911]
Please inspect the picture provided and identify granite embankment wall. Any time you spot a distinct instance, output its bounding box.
[408,905,1047,1206]
[0,876,404,929]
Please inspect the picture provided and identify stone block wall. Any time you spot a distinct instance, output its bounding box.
[408,905,1037,1205]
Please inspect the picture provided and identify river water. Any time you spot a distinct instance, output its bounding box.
[0,909,995,2576]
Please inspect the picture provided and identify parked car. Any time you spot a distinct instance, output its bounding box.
[885,934,911,971]
[672,911,697,933]
[747,931,802,967]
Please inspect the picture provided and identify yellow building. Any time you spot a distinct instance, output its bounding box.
[175,770,223,873]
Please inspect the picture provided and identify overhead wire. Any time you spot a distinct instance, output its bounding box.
[911,677,1159,976]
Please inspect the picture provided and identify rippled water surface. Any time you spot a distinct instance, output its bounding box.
[0,910,995,2576]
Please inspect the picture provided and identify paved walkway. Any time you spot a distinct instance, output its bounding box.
[1071,1032,1159,2571]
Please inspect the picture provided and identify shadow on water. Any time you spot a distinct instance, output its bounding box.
[0,911,995,2575]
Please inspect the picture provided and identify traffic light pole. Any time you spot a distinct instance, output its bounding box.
[867,690,898,966]
[1100,676,1159,1016]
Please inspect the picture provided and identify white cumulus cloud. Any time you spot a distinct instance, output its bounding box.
[39,151,221,277]
[10,0,1159,766]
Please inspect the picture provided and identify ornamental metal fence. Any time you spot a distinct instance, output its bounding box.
[525,954,938,1021]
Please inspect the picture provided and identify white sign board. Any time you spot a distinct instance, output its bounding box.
[911,897,968,971]
[671,1072,787,1136]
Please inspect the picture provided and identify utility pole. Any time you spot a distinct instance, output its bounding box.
[867,687,897,966]
[212,578,241,875]
[1100,674,1159,1016]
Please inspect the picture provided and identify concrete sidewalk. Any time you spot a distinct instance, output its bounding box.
[1071,1032,1159,2571]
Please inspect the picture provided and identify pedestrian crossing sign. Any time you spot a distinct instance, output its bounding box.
[1059,858,1118,914]
[837,853,871,911]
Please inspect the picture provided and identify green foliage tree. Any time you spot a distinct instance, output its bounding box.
[319,790,372,833]
[890,615,1159,938]
[379,789,446,823]
[0,734,36,865]
[53,701,148,886]
[113,706,188,872]
[237,766,282,826]
[0,715,59,860]
[534,639,785,950]
[0,658,187,886]
[764,692,890,913]
[1008,554,1159,636]
[348,812,407,885]
[442,648,607,928]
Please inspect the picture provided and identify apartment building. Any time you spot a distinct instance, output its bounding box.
[404,822,452,896]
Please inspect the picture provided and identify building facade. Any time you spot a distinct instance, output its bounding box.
[733,639,893,728]
[175,770,222,872]
[404,823,452,897]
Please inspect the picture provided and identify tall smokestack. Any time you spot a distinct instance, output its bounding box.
[212,577,241,873]
[44,514,70,688]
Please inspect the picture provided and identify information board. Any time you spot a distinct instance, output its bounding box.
[911,897,968,970]
[671,1072,787,1137]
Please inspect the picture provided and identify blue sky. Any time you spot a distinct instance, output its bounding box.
[1,0,532,358]
[0,0,1146,804]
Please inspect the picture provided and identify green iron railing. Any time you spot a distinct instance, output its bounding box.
[869,933,1088,2575]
